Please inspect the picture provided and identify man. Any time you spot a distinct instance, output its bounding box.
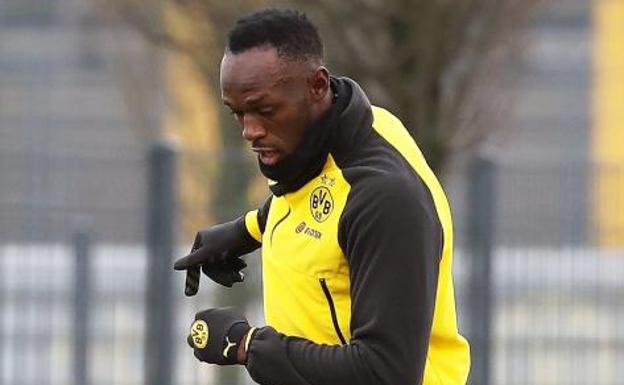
[174,8,470,385]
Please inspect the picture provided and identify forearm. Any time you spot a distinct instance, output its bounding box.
[244,327,378,385]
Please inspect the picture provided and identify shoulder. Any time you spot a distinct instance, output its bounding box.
[339,169,439,242]
[336,169,443,265]
[342,170,435,219]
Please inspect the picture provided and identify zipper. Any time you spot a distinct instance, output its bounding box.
[270,207,291,247]
[319,278,347,344]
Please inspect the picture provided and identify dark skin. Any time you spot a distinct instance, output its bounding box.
[220,45,333,362]
[220,45,333,166]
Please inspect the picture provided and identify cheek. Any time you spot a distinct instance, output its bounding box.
[272,103,310,153]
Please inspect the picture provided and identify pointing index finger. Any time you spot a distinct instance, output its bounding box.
[173,247,206,270]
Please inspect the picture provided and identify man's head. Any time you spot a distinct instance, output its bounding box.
[220,9,332,166]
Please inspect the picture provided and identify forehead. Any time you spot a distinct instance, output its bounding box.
[220,47,303,101]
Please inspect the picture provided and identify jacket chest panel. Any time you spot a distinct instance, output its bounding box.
[261,166,353,344]
[263,166,351,279]
[264,192,343,278]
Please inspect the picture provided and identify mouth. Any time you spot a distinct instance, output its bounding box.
[252,147,281,166]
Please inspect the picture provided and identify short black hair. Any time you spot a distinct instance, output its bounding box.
[226,9,323,62]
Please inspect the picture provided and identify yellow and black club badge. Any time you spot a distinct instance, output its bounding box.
[310,186,334,223]
[190,320,209,349]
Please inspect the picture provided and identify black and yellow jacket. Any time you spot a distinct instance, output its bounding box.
[237,77,470,385]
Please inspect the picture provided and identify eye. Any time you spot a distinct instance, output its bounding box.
[258,106,275,117]
[230,110,244,121]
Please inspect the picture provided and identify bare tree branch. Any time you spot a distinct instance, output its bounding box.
[99,0,540,174]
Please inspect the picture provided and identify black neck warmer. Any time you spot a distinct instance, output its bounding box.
[259,77,351,196]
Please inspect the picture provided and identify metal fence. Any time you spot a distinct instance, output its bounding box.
[1,147,623,385]
[452,158,624,385]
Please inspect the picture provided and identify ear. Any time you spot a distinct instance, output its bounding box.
[308,66,331,102]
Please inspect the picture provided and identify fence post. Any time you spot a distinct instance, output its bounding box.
[73,225,93,385]
[467,156,496,385]
[145,141,177,385]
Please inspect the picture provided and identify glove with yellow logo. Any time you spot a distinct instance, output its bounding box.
[174,217,260,295]
[187,307,255,366]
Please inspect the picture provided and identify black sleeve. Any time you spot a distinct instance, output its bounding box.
[245,176,442,385]
[257,195,272,233]
[235,195,273,250]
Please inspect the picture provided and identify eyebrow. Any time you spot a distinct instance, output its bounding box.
[244,94,270,106]
[223,93,271,109]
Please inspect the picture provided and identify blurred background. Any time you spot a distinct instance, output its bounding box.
[0,0,622,384]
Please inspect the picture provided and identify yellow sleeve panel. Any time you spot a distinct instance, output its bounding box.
[244,209,262,243]
[371,106,471,385]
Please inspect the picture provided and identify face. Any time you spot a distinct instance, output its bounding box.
[220,47,330,166]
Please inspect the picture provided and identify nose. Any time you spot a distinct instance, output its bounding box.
[242,115,266,142]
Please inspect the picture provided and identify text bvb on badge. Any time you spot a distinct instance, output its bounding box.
[190,320,209,349]
[310,186,334,222]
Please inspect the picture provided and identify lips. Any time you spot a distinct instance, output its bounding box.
[252,147,281,165]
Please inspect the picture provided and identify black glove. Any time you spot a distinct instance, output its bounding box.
[187,307,252,365]
[174,216,260,295]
